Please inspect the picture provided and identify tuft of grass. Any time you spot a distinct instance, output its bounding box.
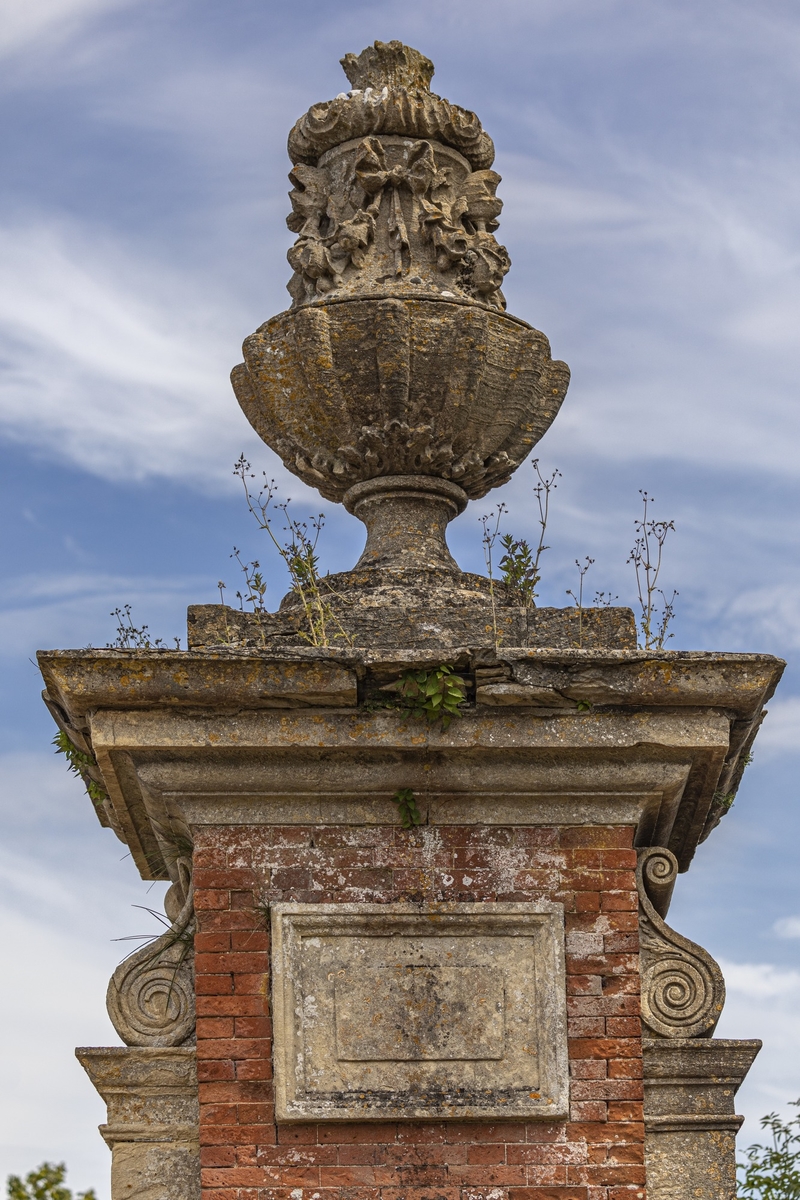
[53,730,108,807]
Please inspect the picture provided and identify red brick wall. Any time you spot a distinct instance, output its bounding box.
[192,824,645,1200]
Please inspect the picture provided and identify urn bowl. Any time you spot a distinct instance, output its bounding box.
[231,295,570,504]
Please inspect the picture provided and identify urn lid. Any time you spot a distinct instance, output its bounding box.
[288,39,495,170]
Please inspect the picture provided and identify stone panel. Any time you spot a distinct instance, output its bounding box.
[270,901,568,1121]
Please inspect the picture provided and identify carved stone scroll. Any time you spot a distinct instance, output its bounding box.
[107,859,196,1048]
[637,847,725,1039]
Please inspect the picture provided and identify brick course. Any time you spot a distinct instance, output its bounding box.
[193,824,645,1200]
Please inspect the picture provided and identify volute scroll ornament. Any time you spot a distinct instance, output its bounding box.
[637,847,726,1039]
[106,856,196,1048]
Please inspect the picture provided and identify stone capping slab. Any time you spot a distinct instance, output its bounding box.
[642,1036,761,1128]
[76,1045,199,1146]
[270,901,568,1122]
[38,650,359,719]
[39,647,783,721]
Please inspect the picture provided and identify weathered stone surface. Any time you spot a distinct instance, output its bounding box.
[270,901,568,1121]
[232,40,570,571]
[76,1047,199,1200]
[289,41,495,170]
[644,1038,761,1200]
[187,596,639,651]
[36,35,782,1194]
[38,648,358,717]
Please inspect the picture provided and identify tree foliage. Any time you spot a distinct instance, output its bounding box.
[6,1163,96,1200]
[739,1103,800,1200]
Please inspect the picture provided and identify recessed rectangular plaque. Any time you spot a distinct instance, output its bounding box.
[335,964,504,1061]
[271,902,568,1121]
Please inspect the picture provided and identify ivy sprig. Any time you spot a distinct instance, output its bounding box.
[394,788,423,829]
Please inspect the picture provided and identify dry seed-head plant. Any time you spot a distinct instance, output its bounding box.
[225,455,352,647]
[627,490,678,650]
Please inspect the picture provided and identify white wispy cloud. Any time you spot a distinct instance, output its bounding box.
[0,220,265,483]
[717,958,800,1129]
[0,0,140,60]
[0,570,205,653]
[774,916,800,940]
[0,750,168,1194]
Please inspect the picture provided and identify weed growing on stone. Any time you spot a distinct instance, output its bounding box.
[712,789,736,812]
[229,455,352,647]
[381,665,466,729]
[566,557,595,648]
[628,490,678,650]
[394,788,423,829]
[7,1162,96,1200]
[53,730,108,807]
[739,1101,800,1200]
[499,533,536,604]
[492,460,561,610]
[108,604,180,650]
[480,503,507,649]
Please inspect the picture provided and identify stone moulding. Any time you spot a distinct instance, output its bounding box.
[37,646,783,881]
[270,901,568,1121]
[637,846,726,1038]
[288,64,495,171]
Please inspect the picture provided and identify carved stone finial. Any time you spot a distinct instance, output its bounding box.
[340,40,434,92]
[637,847,726,1039]
[232,43,569,583]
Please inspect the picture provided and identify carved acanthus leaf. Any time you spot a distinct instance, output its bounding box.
[637,846,725,1039]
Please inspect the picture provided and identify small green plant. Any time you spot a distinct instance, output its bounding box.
[739,1101,800,1200]
[382,665,467,729]
[499,534,536,605]
[566,557,594,648]
[628,490,678,650]
[575,699,593,712]
[7,1162,96,1200]
[108,604,180,650]
[712,789,736,812]
[225,456,351,648]
[394,788,423,829]
[53,730,108,806]
[495,459,561,608]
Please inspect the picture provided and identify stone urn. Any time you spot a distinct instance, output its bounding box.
[231,41,570,577]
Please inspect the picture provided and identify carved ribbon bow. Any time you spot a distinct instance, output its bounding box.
[355,138,448,274]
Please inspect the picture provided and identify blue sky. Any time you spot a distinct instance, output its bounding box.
[2,0,800,1192]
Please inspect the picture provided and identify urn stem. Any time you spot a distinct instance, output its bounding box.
[343,475,468,572]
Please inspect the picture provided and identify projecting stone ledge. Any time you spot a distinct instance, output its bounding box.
[39,644,783,880]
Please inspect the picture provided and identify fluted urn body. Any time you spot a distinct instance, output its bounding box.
[231,40,570,574]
